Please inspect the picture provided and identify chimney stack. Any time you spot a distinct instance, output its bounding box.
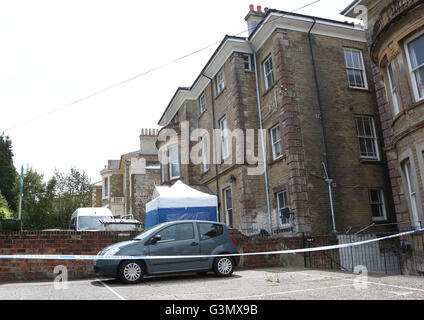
[139,128,159,155]
[245,4,266,36]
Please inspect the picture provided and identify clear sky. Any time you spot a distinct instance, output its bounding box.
[0,0,357,183]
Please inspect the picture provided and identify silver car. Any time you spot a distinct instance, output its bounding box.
[94,220,240,284]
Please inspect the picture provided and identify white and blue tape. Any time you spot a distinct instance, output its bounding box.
[0,228,422,261]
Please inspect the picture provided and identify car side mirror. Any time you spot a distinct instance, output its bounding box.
[150,234,161,245]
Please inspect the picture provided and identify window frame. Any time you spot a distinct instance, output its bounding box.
[263,55,275,91]
[219,116,230,160]
[387,62,401,115]
[103,176,109,199]
[270,125,283,160]
[168,144,180,180]
[276,191,290,228]
[355,116,380,161]
[155,222,195,244]
[402,159,421,228]
[343,48,368,90]
[199,91,206,115]
[243,54,253,72]
[216,68,225,96]
[198,222,224,241]
[368,188,388,222]
[201,133,210,173]
[404,31,424,102]
[223,187,233,228]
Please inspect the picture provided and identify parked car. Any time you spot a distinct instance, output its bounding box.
[94,220,239,284]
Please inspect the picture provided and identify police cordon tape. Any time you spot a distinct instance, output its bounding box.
[0,228,423,261]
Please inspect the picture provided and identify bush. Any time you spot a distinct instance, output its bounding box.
[0,206,12,219]
[0,218,21,231]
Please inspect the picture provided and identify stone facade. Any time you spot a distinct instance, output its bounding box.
[100,129,161,226]
[343,0,424,231]
[156,6,397,236]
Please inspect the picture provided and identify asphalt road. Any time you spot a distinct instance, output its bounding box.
[1,267,424,300]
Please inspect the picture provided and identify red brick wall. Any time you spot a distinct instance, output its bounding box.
[0,231,138,281]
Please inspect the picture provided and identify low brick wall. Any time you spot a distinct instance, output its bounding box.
[0,230,336,282]
[0,231,138,281]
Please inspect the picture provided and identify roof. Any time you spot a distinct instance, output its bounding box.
[147,181,218,210]
[158,35,247,126]
[107,160,121,170]
[248,8,355,40]
[158,8,365,127]
[340,1,373,18]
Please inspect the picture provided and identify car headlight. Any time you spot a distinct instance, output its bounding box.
[103,247,121,257]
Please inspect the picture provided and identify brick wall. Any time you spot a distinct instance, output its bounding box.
[0,230,336,282]
[0,231,138,281]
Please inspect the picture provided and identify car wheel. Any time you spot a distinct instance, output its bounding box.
[213,256,234,277]
[118,260,145,284]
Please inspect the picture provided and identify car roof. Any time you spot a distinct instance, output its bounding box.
[72,208,113,217]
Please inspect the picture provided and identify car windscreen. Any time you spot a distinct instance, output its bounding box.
[78,216,110,231]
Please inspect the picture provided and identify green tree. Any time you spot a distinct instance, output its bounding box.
[0,135,18,212]
[50,167,92,229]
[0,191,12,219]
[21,167,55,230]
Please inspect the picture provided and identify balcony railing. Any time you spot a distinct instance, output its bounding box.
[371,0,423,43]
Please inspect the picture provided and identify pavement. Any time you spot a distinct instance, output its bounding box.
[1,267,424,300]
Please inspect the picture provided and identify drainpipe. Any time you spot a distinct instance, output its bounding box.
[201,74,220,219]
[308,18,336,233]
[247,42,273,236]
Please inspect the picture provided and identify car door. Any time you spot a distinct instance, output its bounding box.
[147,222,201,273]
[197,222,225,269]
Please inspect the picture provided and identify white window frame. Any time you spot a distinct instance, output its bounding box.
[387,62,401,115]
[404,31,424,102]
[168,145,180,180]
[344,48,368,90]
[243,54,253,71]
[219,116,229,160]
[368,188,387,222]
[263,55,275,91]
[102,176,110,200]
[216,69,225,95]
[403,159,421,228]
[199,92,206,115]
[270,125,283,160]
[276,191,290,228]
[201,134,210,173]
[355,116,380,161]
[223,187,233,228]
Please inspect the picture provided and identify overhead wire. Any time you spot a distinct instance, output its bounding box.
[2,0,323,133]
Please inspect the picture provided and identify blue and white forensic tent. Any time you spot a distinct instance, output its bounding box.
[145,181,218,229]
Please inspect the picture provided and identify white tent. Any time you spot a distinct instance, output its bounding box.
[145,181,218,228]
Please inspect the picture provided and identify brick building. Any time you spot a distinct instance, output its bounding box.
[156,5,396,236]
[100,128,161,225]
[342,0,424,231]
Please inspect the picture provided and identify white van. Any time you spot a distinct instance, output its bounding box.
[69,208,114,231]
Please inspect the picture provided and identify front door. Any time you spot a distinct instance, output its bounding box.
[147,222,200,273]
